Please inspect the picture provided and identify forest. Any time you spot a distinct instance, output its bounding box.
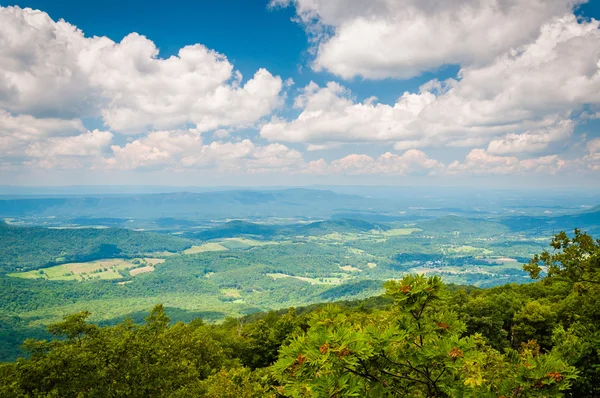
[1,202,599,364]
[0,229,598,397]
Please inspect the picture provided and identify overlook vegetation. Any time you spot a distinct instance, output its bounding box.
[0,230,599,397]
[1,197,600,363]
[1,189,600,395]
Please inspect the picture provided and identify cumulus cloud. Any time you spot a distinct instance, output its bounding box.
[106,131,304,172]
[0,6,283,133]
[272,0,584,79]
[0,110,85,157]
[107,130,204,169]
[446,149,566,175]
[421,15,600,128]
[301,149,574,177]
[304,149,444,176]
[487,120,574,154]
[262,15,600,156]
[260,81,434,144]
[581,138,600,171]
[26,130,113,158]
[2,3,598,181]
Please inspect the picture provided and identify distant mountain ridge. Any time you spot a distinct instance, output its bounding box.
[417,215,508,235]
[188,218,390,240]
[500,205,600,234]
[0,189,383,220]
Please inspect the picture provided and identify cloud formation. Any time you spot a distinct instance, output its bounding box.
[305,149,444,176]
[272,0,585,79]
[105,131,304,173]
[261,14,600,162]
[0,6,283,133]
[0,4,598,183]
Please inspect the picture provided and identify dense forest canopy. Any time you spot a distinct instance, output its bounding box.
[1,230,599,397]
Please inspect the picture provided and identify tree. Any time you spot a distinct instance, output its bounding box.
[273,275,575,397]
[1,305,229,397]
[524,229,600,285]
[524,229,600,396]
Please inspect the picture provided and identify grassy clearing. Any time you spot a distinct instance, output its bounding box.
[183,243,228,254]
[146,251,178,257]
[381,228,421,236]
[144,258,165,266]
[347,248,365,255]
[339,265,362,272]
[9,258,165,281]
[446,245,494,255]
[267,273,349,285]
[130,266,154,276]
[221,288,241,298]
[482,257,518,264]
[222,237,278,247]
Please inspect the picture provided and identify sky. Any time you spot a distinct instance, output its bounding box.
[1,0,600,188]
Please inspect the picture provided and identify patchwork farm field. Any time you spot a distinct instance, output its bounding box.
[183,242,228,254]
[9,258,165,281]
[183,237,278,254]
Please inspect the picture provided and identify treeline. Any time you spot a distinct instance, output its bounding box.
[0,223,192,272]
[1,230,599,397]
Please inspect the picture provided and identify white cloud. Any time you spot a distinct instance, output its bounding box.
[180,140,304,172]
[0,6,283,133]
[487,120,574,154]
[446,149,566,175]
[421,15,600,129]
[260,81,433,143]
[272,0,583,79]
[0,110,85,156]
[582,138,600,170]
[107,130,204,169]
[26,130,113,158]
[1,4,598,182]
[24,157,88,170]
[305,149,444,176]
[262,15,600,155]
[106,131,303,172]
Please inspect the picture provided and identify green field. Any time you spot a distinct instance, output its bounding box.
[9,258,165,281]
[184,238,278,253]
[220,237,278,249]
[381,228,422,236]
[267,272,352,285]
[183,242,228,254]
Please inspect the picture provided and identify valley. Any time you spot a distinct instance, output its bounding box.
[1,187,600,361]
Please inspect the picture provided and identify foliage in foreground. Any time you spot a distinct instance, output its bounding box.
[0,230,599,397]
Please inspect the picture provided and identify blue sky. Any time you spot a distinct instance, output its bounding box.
[1,0,600,187]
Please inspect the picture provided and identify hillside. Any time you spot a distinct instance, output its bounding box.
[501,206,600,234]
[0,223,191,272]
[417,215,508,236]
[2,257,598,396]
[189,220,279,240]
[287,218,391,236]
[186,218,391,240]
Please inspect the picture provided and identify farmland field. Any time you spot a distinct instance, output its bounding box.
[9,258,165,281]
[183,242,228,254]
